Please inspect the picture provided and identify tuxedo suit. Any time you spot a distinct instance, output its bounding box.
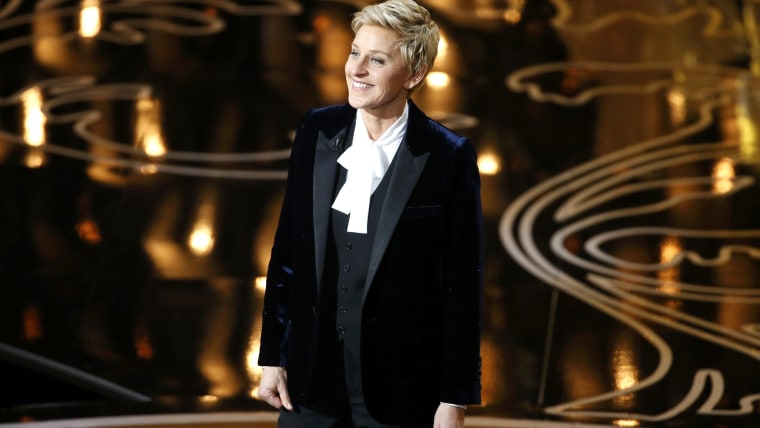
[258,100,482,425]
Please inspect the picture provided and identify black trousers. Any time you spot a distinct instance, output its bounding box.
[277,342,431,428]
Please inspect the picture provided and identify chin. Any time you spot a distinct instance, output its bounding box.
[347,96,365,109]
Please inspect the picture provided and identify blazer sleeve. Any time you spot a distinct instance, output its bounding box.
[257,111,311,367]
[439,137,483,405]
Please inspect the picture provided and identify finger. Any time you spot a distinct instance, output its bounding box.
[269,396,283,409]
[278,388,293,410]
[277,380,293,411]
[258,387,283,409]
[255,386,268,401]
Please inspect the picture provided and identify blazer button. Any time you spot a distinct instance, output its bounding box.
[339,305,348,313]
[343,264,351,272]
[339,285,348,293]
[345,242,352,250]
[337,326,346,334]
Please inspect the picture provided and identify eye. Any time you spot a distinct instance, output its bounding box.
[349,49,359,58]
[370,57,385,65]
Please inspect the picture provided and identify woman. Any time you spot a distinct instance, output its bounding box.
[257,1,483,427]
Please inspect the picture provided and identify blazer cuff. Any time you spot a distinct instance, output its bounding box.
[441,402,467,409]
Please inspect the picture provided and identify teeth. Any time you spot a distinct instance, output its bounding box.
[353,81,372,89]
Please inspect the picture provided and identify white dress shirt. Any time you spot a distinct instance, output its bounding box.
[332,104,408,234]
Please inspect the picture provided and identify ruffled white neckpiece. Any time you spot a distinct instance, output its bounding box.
[332,104,408,234]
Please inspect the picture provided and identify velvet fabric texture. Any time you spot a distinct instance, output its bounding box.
[258,100,483,425]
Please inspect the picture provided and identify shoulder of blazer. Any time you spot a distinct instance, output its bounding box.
[300,103,356,138]
[406,100,469,157]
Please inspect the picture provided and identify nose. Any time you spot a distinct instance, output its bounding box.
[348,57,368,77]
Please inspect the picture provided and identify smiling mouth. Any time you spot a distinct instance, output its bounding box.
[352,81,373,89]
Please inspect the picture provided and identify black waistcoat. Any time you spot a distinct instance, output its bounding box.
[330,155,396,352]
[308,144,399,411]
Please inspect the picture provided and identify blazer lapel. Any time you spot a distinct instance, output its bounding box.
[313,127,349,293]
[363,104,430,302]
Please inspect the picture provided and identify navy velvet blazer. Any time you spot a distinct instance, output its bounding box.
[258,100,483,424]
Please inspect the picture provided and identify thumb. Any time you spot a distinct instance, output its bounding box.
[278,378,293,411]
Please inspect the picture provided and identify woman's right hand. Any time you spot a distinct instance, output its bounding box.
[258,366,293,411]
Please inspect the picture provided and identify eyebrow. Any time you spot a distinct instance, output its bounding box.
[351,43,391,56]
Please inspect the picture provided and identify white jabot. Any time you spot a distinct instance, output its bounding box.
[331,104,408,234]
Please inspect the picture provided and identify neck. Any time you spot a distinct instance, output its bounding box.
[360,101,407,141]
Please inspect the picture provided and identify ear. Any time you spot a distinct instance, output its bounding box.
[404,65,428,90]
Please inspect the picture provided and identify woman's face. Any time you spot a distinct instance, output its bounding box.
[345,24,420,119]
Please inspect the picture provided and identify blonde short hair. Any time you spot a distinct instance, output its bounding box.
[351,0,439,92]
